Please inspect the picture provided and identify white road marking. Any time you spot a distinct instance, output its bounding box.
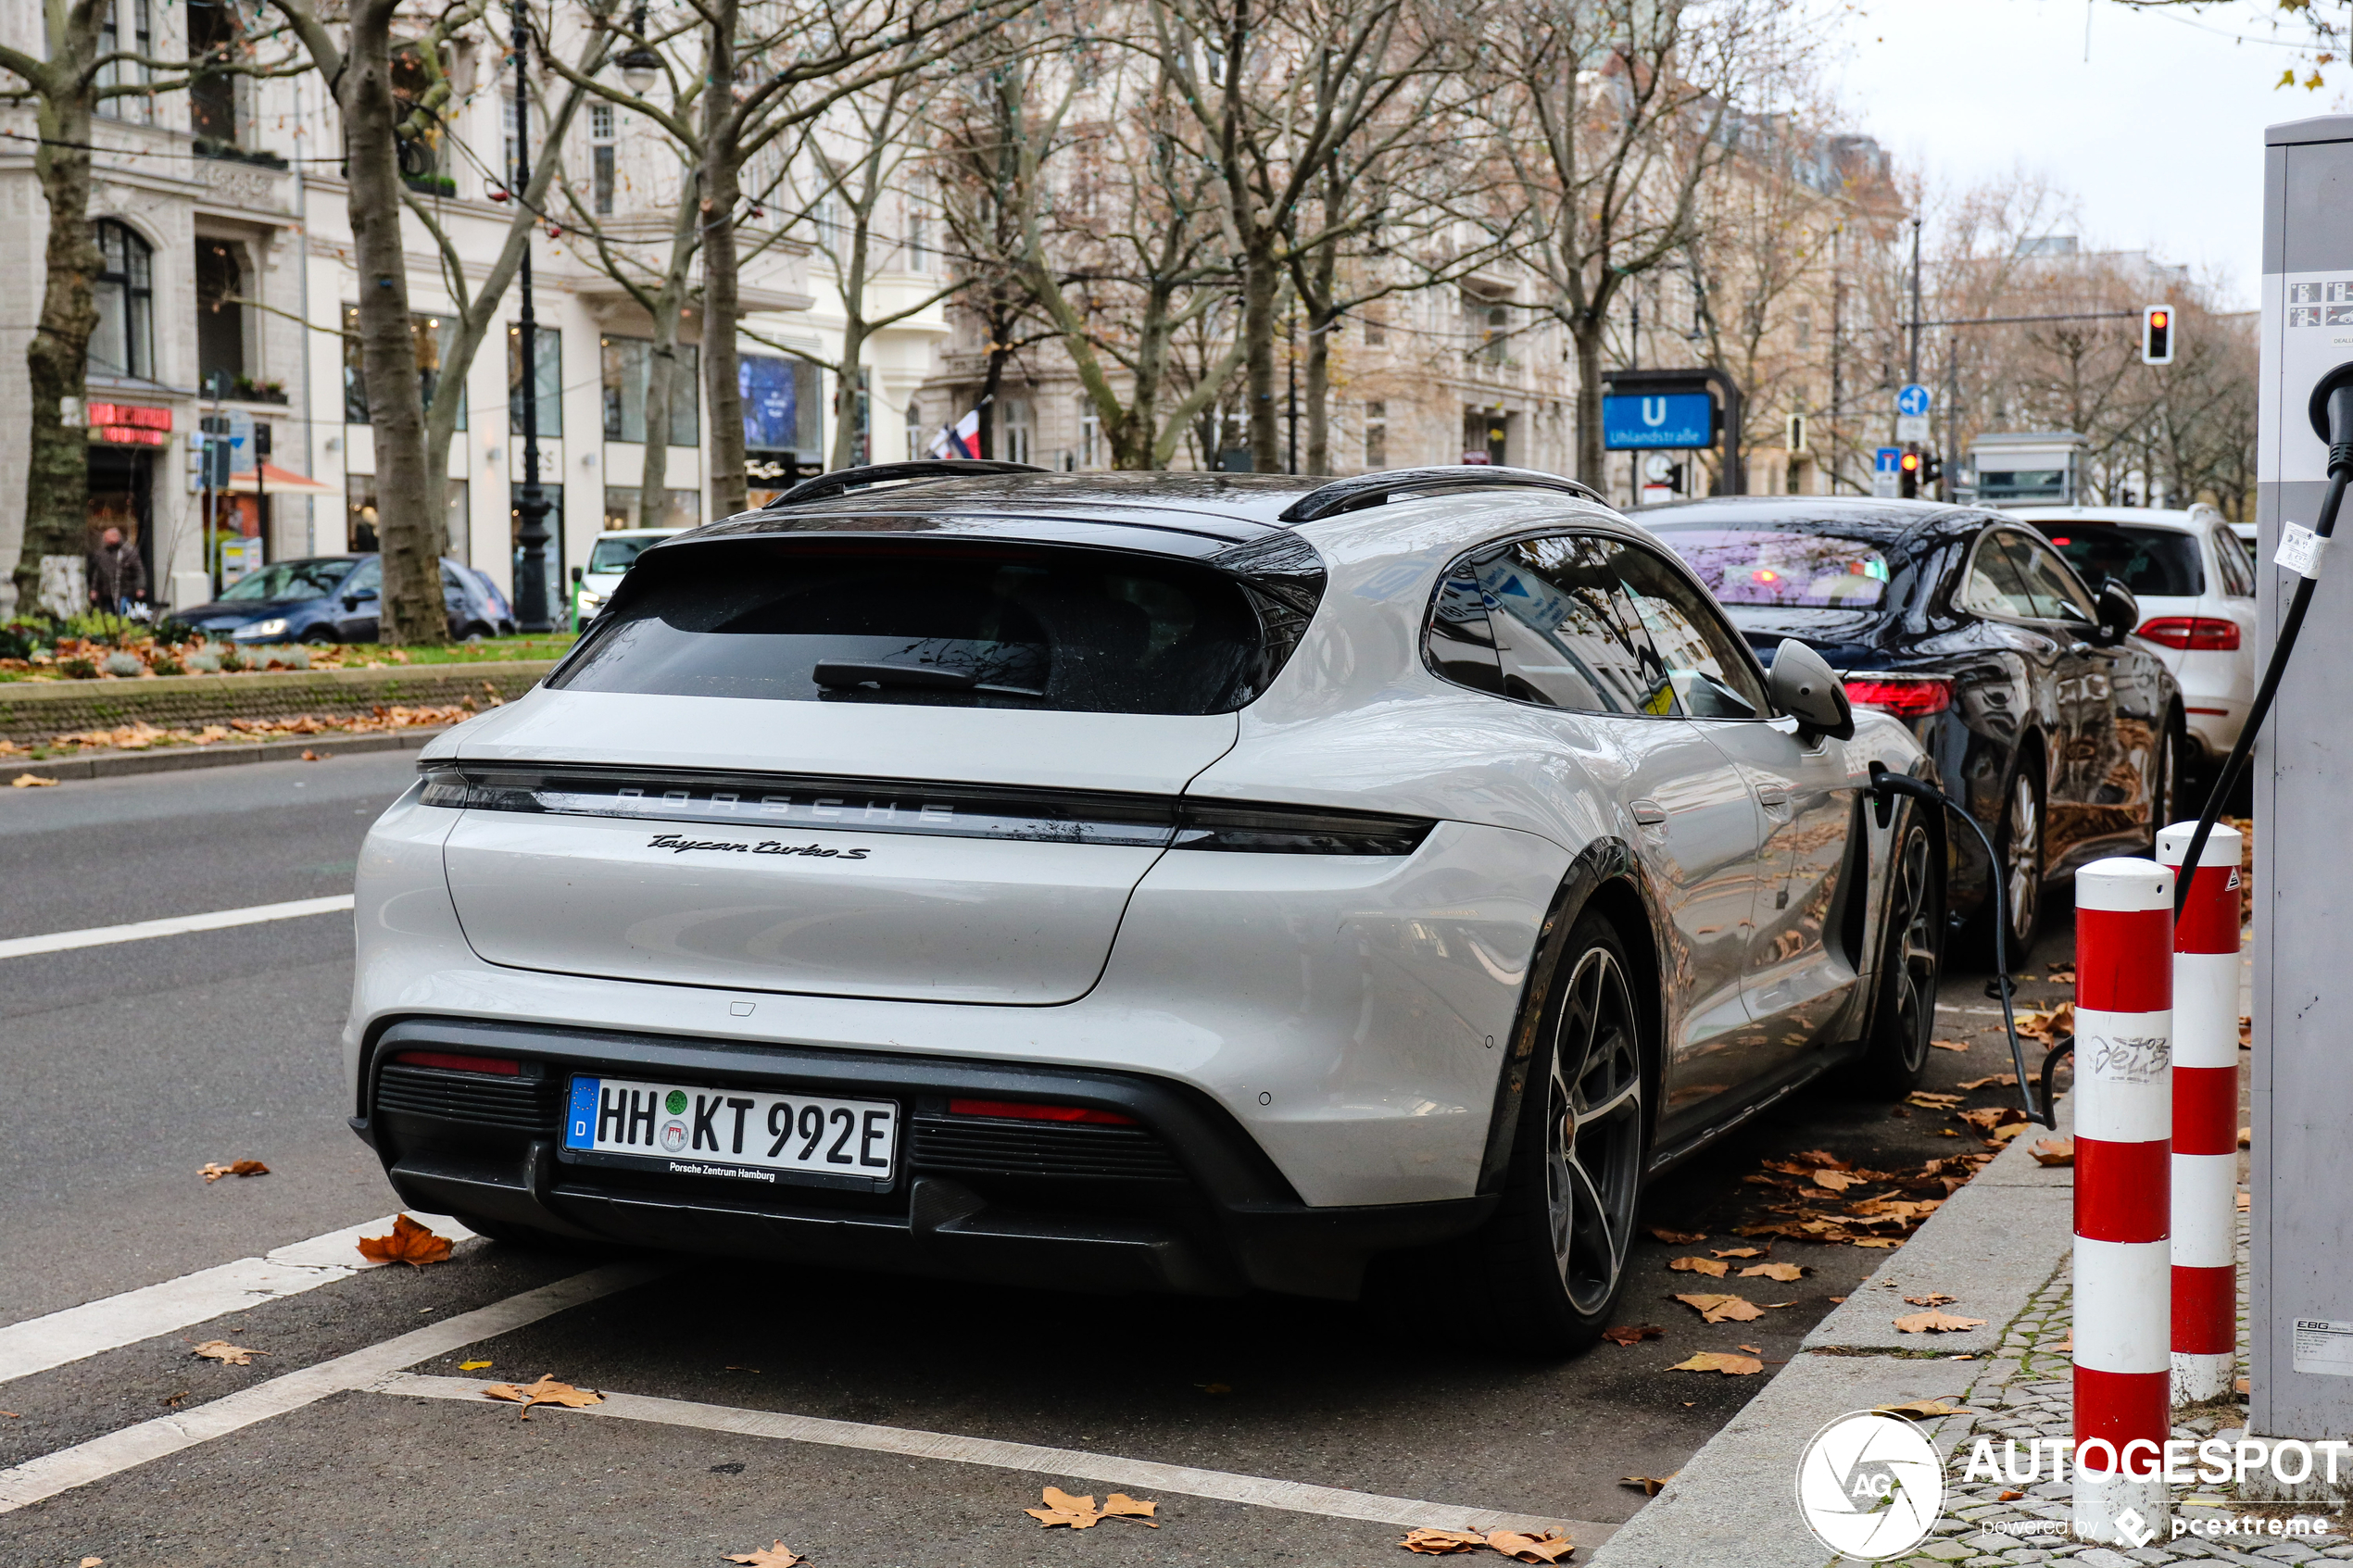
[0,1262,664,1512]
[0,1212,478,1386]
[0,894,355,961]
[374,1373,1613,1544]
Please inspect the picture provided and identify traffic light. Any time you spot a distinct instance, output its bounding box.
[1899,446,1922,498]
[2142,304,2174,365]
[1921,451,1944,491]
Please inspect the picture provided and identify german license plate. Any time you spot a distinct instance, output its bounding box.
[561,1075,897,1188]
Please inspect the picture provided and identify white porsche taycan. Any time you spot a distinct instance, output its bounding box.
[346,463,1944,1353]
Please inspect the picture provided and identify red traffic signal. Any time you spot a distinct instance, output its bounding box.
[1899,446,1921,497]
[1899,451,1922,473]
[2142,304,2174,365]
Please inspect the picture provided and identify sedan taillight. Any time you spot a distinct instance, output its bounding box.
[2137,616,2241,651]
[1843,674,1956,717]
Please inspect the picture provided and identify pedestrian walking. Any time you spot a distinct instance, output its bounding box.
[86,526,146,615]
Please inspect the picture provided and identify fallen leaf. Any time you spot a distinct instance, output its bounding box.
[9,773,58,787]
[1851,1237,1902,1248]
[1958,1106,2028,1133]
[481,1374,603,1419]
[1959,1073,2019,1090]
[1102,1494,1157,1521]
[1929,1038,1970,1052]
[2240,1015,2253,1046]
[1740,1262,1805,1282]
[1710,1247,1763,1259]
[190,1340,266,1365]
[1903,1293,1957,1307]
[2238,1190,2252,1211]
[1737,1344,1763,1354]
[1486,1528,1575,1563]
[1998,1487,2026,1500]
[1906,1091,1963,1108]
[197,1159,269,1183]
[1669,1351,1763,1374]
[1025,1486,1159,1530]
[1829,1296,1847,1303]
[2239,1127,2252,1149]
[1401,1528,1490,1554]
[2236,1376,2251,1396]
[459,1360,493,1371]
[1646,1226,1705,1246]
[1673,1292,1765,1323]
[722,1545,803,1567]
[0,1410,16,1417]
[1668,1255,1729,1277]
[80,1559,103,1567]
[1811,1169,1862,1192]
[2032,1138,2074,1167]
[1619,1473,1677,1497]
[1985,1122,2027,1145]
[358,1213,454,1268]
[1791,1149,1849,1169]
[1602,1323,1664,1347]
[1894,1310,1988,1334]
[2018,1001,2075,1043]
[299,748,324,761]
[1875,1399,1969,1419]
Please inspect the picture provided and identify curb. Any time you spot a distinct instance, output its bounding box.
[1587,1095,2078,1568]
[6,724,452,783]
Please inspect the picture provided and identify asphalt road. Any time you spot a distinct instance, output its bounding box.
[0,758,2083,1567]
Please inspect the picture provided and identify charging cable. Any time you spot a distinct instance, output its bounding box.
[2168,360,2353,921]
[1868,763,2054,1128]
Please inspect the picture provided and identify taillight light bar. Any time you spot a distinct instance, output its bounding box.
[2137,616,2241,651]
[1843,674,1956,717]
[390,1050,522,1075]
[948,1098,1137,1125]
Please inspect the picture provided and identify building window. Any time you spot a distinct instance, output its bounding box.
[195,239,244,392]
[95,0,153,122]
[903,400,922,461]
[601,335,700,446]
[343,307,464,429]
[1364,311,1386,347]
[90,220,154,380]
[602,486,700,531]
[187,0,237,143]
[508,323,561,438]
[1794,306,1813,349]
[589,103,616,215]
[1078,400,1101,469]
[1000,398,1034,466]
[1364,399,1386,470]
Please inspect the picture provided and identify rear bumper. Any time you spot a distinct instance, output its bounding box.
[353,1017,1493,1299]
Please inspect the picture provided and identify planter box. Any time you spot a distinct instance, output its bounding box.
[0,659,553,746]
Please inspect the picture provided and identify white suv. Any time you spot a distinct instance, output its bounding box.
[2010,505,2258,770]
[346,462,1938,1352]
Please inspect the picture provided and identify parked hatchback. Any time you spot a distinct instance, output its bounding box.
[346,461,1946,1353]
[166,554,508,644]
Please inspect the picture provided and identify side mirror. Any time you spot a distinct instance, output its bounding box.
[1768,638,1855,740]
[2095,580,2139,646]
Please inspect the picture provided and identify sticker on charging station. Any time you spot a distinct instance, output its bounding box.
[2277,522,2329,580]
[2292,1318,2353,1376]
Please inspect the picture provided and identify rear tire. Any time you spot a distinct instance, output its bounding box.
[1846,808,1944,1098]
[1459,911,1650,1358]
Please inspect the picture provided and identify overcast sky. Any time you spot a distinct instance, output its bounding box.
[1828,0,2328,309]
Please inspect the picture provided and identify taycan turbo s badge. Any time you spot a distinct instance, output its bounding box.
[645,833,873,859]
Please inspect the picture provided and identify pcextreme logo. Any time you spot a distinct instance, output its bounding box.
[1793,1411,1946,1561]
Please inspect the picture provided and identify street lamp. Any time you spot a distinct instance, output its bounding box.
[510,0,555,633]
[619,3,659,94]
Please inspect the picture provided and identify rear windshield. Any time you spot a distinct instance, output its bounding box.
[1648,526,1892,609]
[2038,523,2202,597]
[551,541,1269,714]
[587,533,672,574]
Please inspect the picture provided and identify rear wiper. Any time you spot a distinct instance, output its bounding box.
[811,659,1044,698]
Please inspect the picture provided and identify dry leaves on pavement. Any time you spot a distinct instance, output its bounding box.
[1401,1529,1491,1555]
[721,1547,803,1567]
[1810,1169,1862,1193]
[1025,1487,1157,1528]
[1876,1399,1969,1420]
[358,1213,454,1268]
[190,1340,265,1365]
[1619,1474,1676,1498]
[2239,1127,2253,1149]
[10,773,59,787]
[2239,1190,2252,1211]
[1894,1309,1989,1334]
[1667,1256,1728,1277]
[1957,1107,2027,1134]
[1710,1247,1762,1259]
[1929,1038,1970,1052]
[2018,1002,2075,1044]
[1645,1226,1705,1246]
[2032,1139,2075,1167]
[1958,1074,2018,1091]
[1672,1292,1764,1323]
[1740,1262,1805,1282]
[1668,1351,1763,1374]
[197,1160,269,1183]
[1399,1527,1571,1562]
[1602,1323,1664,1347]
[1906,1091,1962,1110]
[482,1374,604,1419]
[1904,1293,1957,1307]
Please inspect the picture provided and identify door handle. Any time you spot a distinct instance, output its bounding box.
[1631,799,1667,827]
[1757,788,1792,817]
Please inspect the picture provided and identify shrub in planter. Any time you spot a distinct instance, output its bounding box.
[103,651,145,677]
[184,649,222,673]
[216,650,245,672]
[260,646,310,671]
[60,657,99,679]
[151,655,185,676]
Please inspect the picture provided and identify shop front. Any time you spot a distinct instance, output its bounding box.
[86,399,171,608]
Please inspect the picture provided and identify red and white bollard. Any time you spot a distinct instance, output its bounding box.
[2159,821,2244,1405]
[2073,857,2174,1543]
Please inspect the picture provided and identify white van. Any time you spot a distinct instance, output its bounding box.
[573,528,686,623]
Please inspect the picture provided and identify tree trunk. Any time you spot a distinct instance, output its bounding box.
[15,84,101,614]
[1303,307,1332,475]
[975,303,1012,459]
[345,0,442,644]
[828,210,873,470]
[1571,313,1607,489]
[638,183,699,527]
[699,0,747,511]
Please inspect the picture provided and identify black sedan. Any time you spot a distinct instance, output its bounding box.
[1645,496,2183,952]
[164,554,514,645]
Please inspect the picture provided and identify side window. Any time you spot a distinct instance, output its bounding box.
[1473,535,1672,715]
[1425,564,1504,694]
[2213,528,2257,598]
[1598,538,1769,721]
[2007,533,2098,626]
[344,557,382,595]
[1961,531,2040,619]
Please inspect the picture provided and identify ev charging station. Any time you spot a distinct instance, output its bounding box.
[2246,114,2353,1495]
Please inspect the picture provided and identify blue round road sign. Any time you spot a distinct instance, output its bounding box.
[1895,383,1932,418]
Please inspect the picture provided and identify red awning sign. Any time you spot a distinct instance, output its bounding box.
[86,401,171,447]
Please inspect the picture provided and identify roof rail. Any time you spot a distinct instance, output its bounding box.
[763,458,1048,508]
[1277,466,1604,523]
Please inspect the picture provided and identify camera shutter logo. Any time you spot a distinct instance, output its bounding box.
[1793,1411,1945,1560]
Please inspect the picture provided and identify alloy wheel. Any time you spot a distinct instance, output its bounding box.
[1889,822,1942,1074]
[1544,947,1644,1317]
[2004,773,2041,951]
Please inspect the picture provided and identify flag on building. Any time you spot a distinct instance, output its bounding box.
[928,408,981,459]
